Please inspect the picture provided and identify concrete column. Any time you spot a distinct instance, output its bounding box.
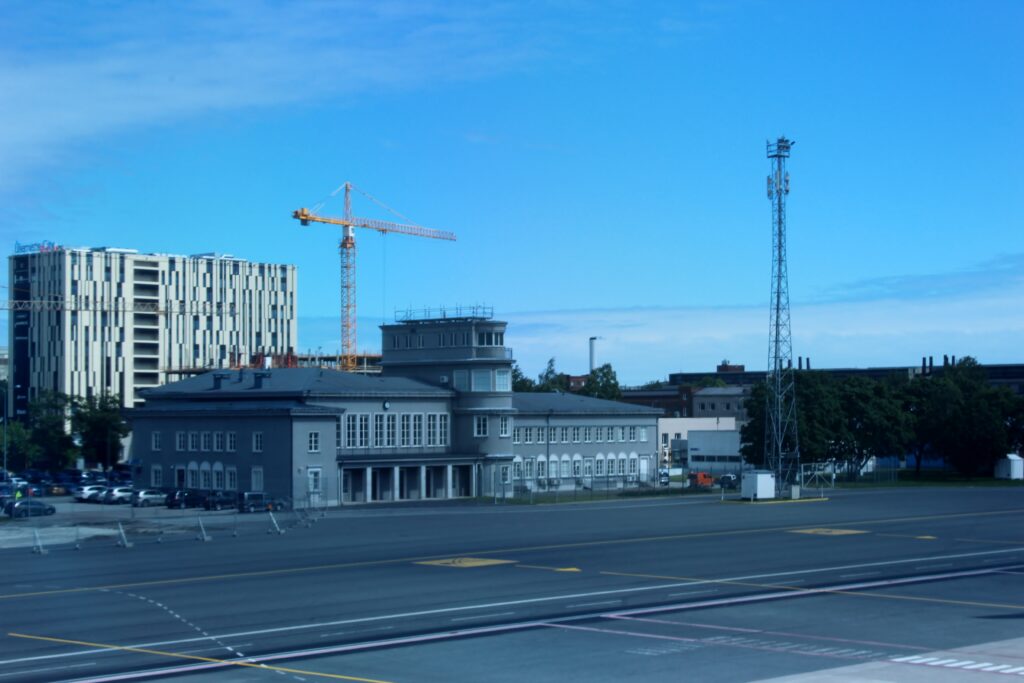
[446,464,453,499]
[471,464,478,497]
[393,466,400,501]
[419,465,427,499]
[365,466,373,502]
[338,466,344,506]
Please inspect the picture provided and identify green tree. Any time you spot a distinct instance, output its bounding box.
[28,392,78,471]
[832,377,912,478]
[740,382,767,466]
[902,374,960,477]
[512,363,537,392]
[536,358,569,393]
[71,393,131,470]
[579,363,622,400]
[2,420,41,472]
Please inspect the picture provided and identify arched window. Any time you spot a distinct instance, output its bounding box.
[200,462,212,489]
[187,461,199,489]
[537,456,547,479]
[595,454,605,476]
[213,462,225,490]
[572,454,582,477]
[560,455,570,478]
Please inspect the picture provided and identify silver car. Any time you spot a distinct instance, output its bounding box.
[131,489,166,507]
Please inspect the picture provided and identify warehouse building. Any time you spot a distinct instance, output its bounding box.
[129,310,660,505]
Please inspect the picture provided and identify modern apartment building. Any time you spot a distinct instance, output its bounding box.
[8,246,296,416]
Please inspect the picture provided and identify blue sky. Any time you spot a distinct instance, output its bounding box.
[1,1,1021,385]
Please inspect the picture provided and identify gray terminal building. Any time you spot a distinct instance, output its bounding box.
[128,309,661,505]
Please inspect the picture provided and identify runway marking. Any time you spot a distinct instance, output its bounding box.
[6,633,393,683]
[790,528,868,536]
[516,564,581,573]
[416,557,515,568]
[878,533,938,540]
[449,612,516,622]
[3,507,1022,601]
[566,600,620,609]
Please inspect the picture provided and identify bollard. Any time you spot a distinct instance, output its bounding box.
[196,515,211,542]
[116,522,133,548]
[233,511,239,538]
[31,528,48,555]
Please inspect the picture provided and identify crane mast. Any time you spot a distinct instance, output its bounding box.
[293,182,455,372]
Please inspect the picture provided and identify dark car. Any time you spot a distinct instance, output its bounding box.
[238,491,289,513]
[5,499,56,518]
[658,469,671,486]
[202,490,237,511]
[165,489,206,509]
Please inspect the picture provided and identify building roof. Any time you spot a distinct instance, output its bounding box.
[140,367,451,399]
[693,386,749,397]
[513,392,662,416]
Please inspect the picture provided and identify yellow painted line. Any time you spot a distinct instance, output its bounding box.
[721,497,829,505]
[7,632,392,683]
[2,507,1022,602]
[416,557,515,568]
[790,528,869,536]
[516,564,582,573]
[600,570,1024,611]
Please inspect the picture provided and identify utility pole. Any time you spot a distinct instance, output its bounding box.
[764,136,801,489]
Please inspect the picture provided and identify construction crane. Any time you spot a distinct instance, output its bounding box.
[293,182,456,372]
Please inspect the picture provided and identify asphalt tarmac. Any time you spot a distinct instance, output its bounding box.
[0,486,1022,682]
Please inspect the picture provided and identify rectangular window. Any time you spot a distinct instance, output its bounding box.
[251,466,264,492]
[525,459,534,479]
[596,459,605,476]
[596,428,604,443]
[453,370,469,391]
[387,414,397,446]
[358,414,370,448]
[308,467,322,493]
[213,432,224,452]
[201,432,211,451]
[151,431,162,451]
[640,427,648,443]
[500,465,510,484]
[537,459,546,478]
[561,427,569,443]
[346,414,358,448]
[474,415,489,437]
[513,427,521,444]
[513,461,522,479]
[618,458,626,475]
[629,458,638,475]
[525,427,533,444]
[572,427,580,443]
[175,431,185,451]
[214,468,225,490]
[412,414,423,446]
[583,427,591,443]
[201,468,212,490]
[499,416,510,437]
[188,468,199,488]
[584,459,593,477]
[401,414,411,447]
[226,467,238,491]
[471,369,492,392]
[560,460,570,478]
[188,432,199,451]
[439,414,449,446]
[494,369,511,392]
[572,460,581,477]
[151,465,163,487]
[661,433,668,446]
[308,431,320,453]
[549,427,557,443]
[374,414,384,447]
[629,426,637,442]
[608,426,616,442]
[252,431,264,453]
[227,431,237,452]
[427,414,438,446]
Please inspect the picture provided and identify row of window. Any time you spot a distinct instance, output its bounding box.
[452,368,511,393]
[389,331,504,349]
[508,454,642,480]
[153,461,241,491]
[338,413,450,449]
[473,415,511,438]
[157,430,254,453]
[511,425,648,445]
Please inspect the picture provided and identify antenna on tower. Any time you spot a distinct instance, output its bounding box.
[764,136,800,490]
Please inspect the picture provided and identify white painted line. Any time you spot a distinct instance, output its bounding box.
[915,563,953,571]
[567,600,621,609]
[943,660,975,667]
[0,662,96,679]
[892,655,922,662]
[840,572,879,579]
[964,662,995,669]
[926,658,959,666]
[668,590,718,597]
[982,664,1012,672]
[4,551,1022,669]
[911,657,938,664]
[1002,666,1024,674]
[450,612,516,622]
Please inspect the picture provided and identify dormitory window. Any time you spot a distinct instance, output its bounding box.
[214,468,225,490]
[427,415,438,446]
[549,427,557,443]
[252,432,264,453]
[561,460,570,478]
[474,415,488,437]
[513,427,521,444]
[513,461,522,479]
[346,414,358,448]
[573,460,582,477]
[151,431,161,451]
[584,427,591,443]
[596,428,604,443]
[617,427,626,442]
[525,460,534,478]
[572,427,580,443]
[359,415,370,447]
[226,467,238,490]
[387,414,398,446]
[595,459,604,476]
[584,459,593,477]
[524,427,533,444]
[438,414,449,446]
[412,415,423,446]
[640,427,648,442]
[618,459,626,475]
[499,416,510,437]
[537,460,546,478]
[214,432,224,451]
[201,432,211,451]
[374,415,385,447]
[629,426,637,442]
[401,415,411,446]
[560,427,569,443]
[227,432,237,452]
[494,369,511,392]
[629,459,638,476]
[308,431,320,453]
[188,432,199,451]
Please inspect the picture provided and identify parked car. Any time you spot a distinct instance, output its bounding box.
[74,484,106,502]
[688,471,715,489]
[132,489,167,507]
[165,489,206,509]
[201,491,237,511]
[86,486,109,502]
[658,469,671,486]
[717,474,739,490]
[103,486,134,504]
[5,499,56,518]
[238,491,289,513]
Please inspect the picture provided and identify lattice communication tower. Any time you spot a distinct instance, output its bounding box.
[764,136,800,487]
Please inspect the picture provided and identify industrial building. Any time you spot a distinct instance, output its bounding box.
[128,310,661,504]
[7,245,297,416]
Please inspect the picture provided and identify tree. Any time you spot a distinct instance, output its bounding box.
[740,382,767,467]
[71,393,131,470]
[832,377,912,478]
[512,363,536,392]
[1,420,41,472]
[28,392,78,472]
[579,363,622,400]
[536,358,569,393]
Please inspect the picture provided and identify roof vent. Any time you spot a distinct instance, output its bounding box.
[253,371,272,389]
